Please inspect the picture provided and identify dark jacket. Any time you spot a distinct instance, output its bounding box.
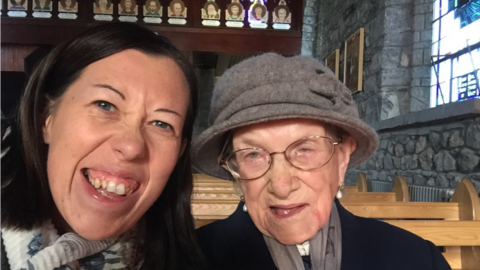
[197,200,451,270]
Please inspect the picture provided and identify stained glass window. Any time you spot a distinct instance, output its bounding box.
[431,0,480,107]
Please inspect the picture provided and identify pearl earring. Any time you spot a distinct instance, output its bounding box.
[336,183,345,199]
[240,195,247,212]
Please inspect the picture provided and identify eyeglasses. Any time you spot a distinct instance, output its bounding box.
[219,136,341,180]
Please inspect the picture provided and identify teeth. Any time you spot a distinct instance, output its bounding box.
[86,170,132,196]
[107,181,116,192]
[116,184,126,195]
[94,178,101,189]
[284,210,289,215]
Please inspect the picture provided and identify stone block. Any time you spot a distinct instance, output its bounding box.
[303,24,314,33]
[414,3,432,14]
[419,147,434,170]
[404,154,418,169]
[414,31,421,42]
[384,32,413,46]
[387,142,395,155]
[425,13,433,29]
[413,48,424,66]
[384,153,394,169]
[383,0,414,6]
[435,174,449,187]
[395,143,405,157]
[381,68,411,86]
[466,123,480,149]
[410,86,430,112]
[413,41,432,49]
[414,174,427,185]
[304,7,315,16]
[380,91,405,120]
[382,47,402,68]
[413,14,425,31]
[415,136,427,153]
[396,135,410,145]
[385,7,413,33]
[378,171,388,181]
[379,138,388,150]
[421,78,431,86]
[421,29,432,42]
[301,42,313,57]
[448,130,464,148]
[434,151,456,172]
[412,79,422,86]
[412,66,431,78]
[392,156,402,169]
[304,16,316,25]
[457,148,480,172]
[406,140,416,154]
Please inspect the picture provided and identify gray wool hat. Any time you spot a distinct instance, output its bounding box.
[191,53,379,180]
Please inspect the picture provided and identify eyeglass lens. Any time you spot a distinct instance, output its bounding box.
[226,137,335,180]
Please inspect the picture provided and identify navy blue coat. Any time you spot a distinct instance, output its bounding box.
[197,200,451,270]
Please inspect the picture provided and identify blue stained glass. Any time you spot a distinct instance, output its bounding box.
[454,0,480,28]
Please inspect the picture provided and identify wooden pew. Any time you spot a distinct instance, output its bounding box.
[192,174,239,228]
[341,179,480,270]
[342,175,409,202]
[191,174,480,269]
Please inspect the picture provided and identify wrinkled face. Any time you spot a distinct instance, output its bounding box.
[173,3,182,16]
[42,50,189,240]
[149,2,157,12]
[232,119,355,245]
[254,7,262,19]
[207,4,215,16]
[231,5,239,15]
[278,8,287,20]
[125,0,131,9]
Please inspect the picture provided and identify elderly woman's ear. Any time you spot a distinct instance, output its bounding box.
[335,136,357,182]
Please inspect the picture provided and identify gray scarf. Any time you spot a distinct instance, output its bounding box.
[263,202,342,270]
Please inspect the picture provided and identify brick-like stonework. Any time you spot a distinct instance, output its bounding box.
[302,0,320,56]
[313,0,434,125]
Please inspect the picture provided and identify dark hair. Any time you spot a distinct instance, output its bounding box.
[1,22,204,270]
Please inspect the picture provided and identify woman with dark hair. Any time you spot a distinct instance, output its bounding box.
[1,22,204,270]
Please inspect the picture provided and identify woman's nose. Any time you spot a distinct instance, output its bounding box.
[111,126,147,161]
[266,154,299,199]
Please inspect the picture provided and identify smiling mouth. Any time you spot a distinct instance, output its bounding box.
[270,204,307,218]
[82,169,135,199]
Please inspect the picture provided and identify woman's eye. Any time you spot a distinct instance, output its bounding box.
[96,101,115,112]
[153,121,172,130]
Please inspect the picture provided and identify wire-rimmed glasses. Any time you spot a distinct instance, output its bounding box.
[219,135,341,180]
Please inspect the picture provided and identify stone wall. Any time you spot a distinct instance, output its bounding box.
[345,100,480,196]
[301,0,319,56]
[314,0,434,125]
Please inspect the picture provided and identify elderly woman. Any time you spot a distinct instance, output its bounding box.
[1,23,204,269]
[192,53,451,270]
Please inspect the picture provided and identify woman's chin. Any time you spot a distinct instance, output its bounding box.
[270,228,317,245]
